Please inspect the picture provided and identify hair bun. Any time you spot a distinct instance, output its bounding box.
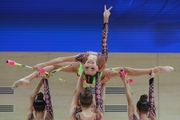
[37,92,44,100]
[85,90,90,95]
[140,94,148,102]
[83,87,92,96]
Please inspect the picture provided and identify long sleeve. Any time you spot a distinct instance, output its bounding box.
[132,114,138,120]
[95,72,103,112]
[75,53,85,63]
[149,77,156,116]
[43,79,54,119]
[101,23,108,61]
[94,22,108,113]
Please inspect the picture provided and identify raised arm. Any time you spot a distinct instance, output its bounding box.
[26,79,43,120]
[120,74,135,120]
[148,71,156,120]
[91,82,105,120]
[95,72,102,111]
[43,79,54,120]
[101,83,106,107]
[69,72,84,120]
[101,5,112,61]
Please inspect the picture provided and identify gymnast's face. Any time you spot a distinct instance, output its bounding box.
[84,54,98,76]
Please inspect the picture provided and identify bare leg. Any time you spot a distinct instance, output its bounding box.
[104,66,174,82]
[124,66,173,76]
[11,62,78,89]
[11,65,56,89]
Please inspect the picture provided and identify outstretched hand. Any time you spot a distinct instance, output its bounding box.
[119,72,127,82]
[103,5,113,18]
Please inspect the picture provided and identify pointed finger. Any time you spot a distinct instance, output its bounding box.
[104,5,107,10]
[108,6,113,11]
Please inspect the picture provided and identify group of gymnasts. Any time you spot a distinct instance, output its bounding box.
[11,5,173,120]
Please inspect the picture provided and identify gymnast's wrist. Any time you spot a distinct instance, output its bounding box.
[104,17,109,23]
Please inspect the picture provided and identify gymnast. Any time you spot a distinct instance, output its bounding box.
[32,5,112,79]
[11,4,173,89]
[70,71,105,120]
[120,70,156,120]
[11,5,112,88]
[27,79,53,120]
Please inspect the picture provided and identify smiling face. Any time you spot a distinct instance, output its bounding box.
[83,54,98,76]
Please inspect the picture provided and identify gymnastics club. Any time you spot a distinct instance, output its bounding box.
[6,60,68,83]
[50,73,67,83]
[110,69,134,94]
[51,64,72,73]
[6,60,48,74]
[49,64,73,83]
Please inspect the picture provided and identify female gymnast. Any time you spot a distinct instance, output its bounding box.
[32,5,112,80]
[11,4,173,89]
[70,71,105,120]
[120,70,156,120]
[27,79,53,120]
[11,4,112,88]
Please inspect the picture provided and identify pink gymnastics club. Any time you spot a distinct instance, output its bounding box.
[119,70,134,84]
[6,60,46,74]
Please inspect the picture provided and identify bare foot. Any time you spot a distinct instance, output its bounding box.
[11,81,22,89]
[11,79,30,89]
[153,66,174,74]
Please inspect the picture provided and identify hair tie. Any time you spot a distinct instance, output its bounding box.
[35,99,44,103]
[140,101,148,105]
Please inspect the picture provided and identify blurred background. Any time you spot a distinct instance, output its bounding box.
[0,0,180,52]
[0,0,180,120]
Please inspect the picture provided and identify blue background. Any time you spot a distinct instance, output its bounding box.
[0,0,180,52]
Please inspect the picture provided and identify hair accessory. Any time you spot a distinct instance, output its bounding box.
[34,99,44,103]
[140,101,148,105]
